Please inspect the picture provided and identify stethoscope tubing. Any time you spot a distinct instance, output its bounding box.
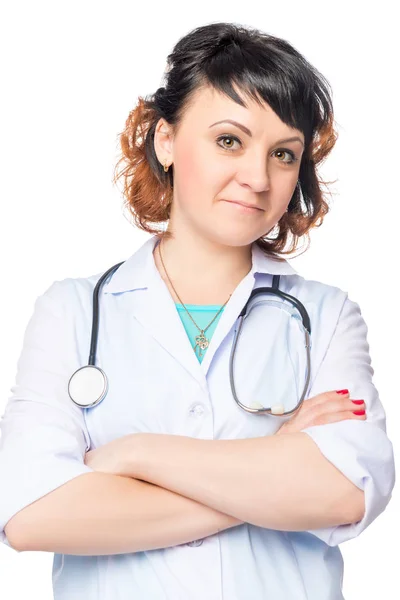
[68,263,312,416]
[228,274,312,415]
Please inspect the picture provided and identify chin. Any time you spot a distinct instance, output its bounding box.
[208,229,263,248]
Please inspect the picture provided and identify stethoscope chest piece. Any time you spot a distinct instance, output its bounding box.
[68,365,108,408]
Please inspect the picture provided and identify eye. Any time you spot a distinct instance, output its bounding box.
[216,134,242,151]
[216,134,299,166]
[273,149,298,165]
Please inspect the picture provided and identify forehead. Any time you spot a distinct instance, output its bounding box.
[186,84,264,116]
[181,84,303,138]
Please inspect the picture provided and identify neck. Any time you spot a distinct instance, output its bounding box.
[153,231,254,305]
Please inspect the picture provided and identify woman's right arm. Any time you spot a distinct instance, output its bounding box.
[7,471,241,554]
[1,280,241,555]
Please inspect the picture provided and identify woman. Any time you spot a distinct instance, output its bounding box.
[0,22,395,600]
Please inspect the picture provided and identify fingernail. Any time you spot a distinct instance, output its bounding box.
[353,410,366,415]
[336,389,349,394]
[351,400,364,405]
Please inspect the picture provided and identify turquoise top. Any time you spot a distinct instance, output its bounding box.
[175,303,225,363]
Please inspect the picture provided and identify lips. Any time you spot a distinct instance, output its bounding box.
[224,200,263,211]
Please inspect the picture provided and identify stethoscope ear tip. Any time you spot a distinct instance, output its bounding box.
[270,405,285,415]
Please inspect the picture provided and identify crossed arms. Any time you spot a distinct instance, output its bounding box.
[5,431,364,554]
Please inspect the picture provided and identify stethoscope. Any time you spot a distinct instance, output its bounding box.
[68,262,312,416]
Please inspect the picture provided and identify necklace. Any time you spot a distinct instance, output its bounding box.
[157,239,232,358]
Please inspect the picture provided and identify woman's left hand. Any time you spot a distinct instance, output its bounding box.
[84,434,141,477]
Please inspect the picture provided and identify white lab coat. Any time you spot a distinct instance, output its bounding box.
[0,234,395,600]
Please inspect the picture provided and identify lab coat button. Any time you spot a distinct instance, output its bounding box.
[186,538,204,546]
[189,404,205,417]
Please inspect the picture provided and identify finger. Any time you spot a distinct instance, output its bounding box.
[331,396,367,413]
[302,390,350,411]
[312,409,367,426]
[308,399,366,423]
[306,390,365,413]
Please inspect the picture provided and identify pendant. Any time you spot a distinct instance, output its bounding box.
[194,330,209,357]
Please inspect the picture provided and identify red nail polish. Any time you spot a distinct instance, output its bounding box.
[351,400,364,405]
[353,410,366,415]
[336,389,349,394]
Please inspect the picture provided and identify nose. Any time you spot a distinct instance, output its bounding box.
[236,157,271,193]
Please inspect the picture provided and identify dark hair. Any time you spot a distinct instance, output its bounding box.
[113,22,338,257]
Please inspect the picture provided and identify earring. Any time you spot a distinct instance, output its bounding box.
[163,160,170,172]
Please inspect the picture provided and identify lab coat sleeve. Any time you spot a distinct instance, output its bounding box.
[0,279,94,549]
[300,293,395,546]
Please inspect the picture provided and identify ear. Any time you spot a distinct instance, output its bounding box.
[154,118,175,167]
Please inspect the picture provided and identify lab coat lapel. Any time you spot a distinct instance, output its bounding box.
[103,237,209,388]
[135,273,209,389]
[128,264,258,390]
[198,270,257,376]
[103,235,297,389]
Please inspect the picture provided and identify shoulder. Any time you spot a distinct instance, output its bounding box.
[281,272,367,356]
[258,271,349,317]
[40,270,105,305]
[34,270,106,333]
[285,272,347,306]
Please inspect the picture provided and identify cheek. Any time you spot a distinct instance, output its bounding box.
[174,143,225,199]
[174,145,205,195]
[271,181,297,212]
[177,152,198,180]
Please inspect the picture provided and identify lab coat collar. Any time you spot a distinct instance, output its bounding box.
[101,235,298,387]
[103,234,297,294]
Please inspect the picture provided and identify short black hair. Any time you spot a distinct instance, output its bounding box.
[114,22,338,256]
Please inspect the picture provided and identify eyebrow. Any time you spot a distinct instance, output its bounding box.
[209,119,304,147]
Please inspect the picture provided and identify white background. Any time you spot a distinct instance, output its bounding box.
[0,1,398,598]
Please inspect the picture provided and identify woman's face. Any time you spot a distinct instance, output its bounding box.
[156,84,305,248]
